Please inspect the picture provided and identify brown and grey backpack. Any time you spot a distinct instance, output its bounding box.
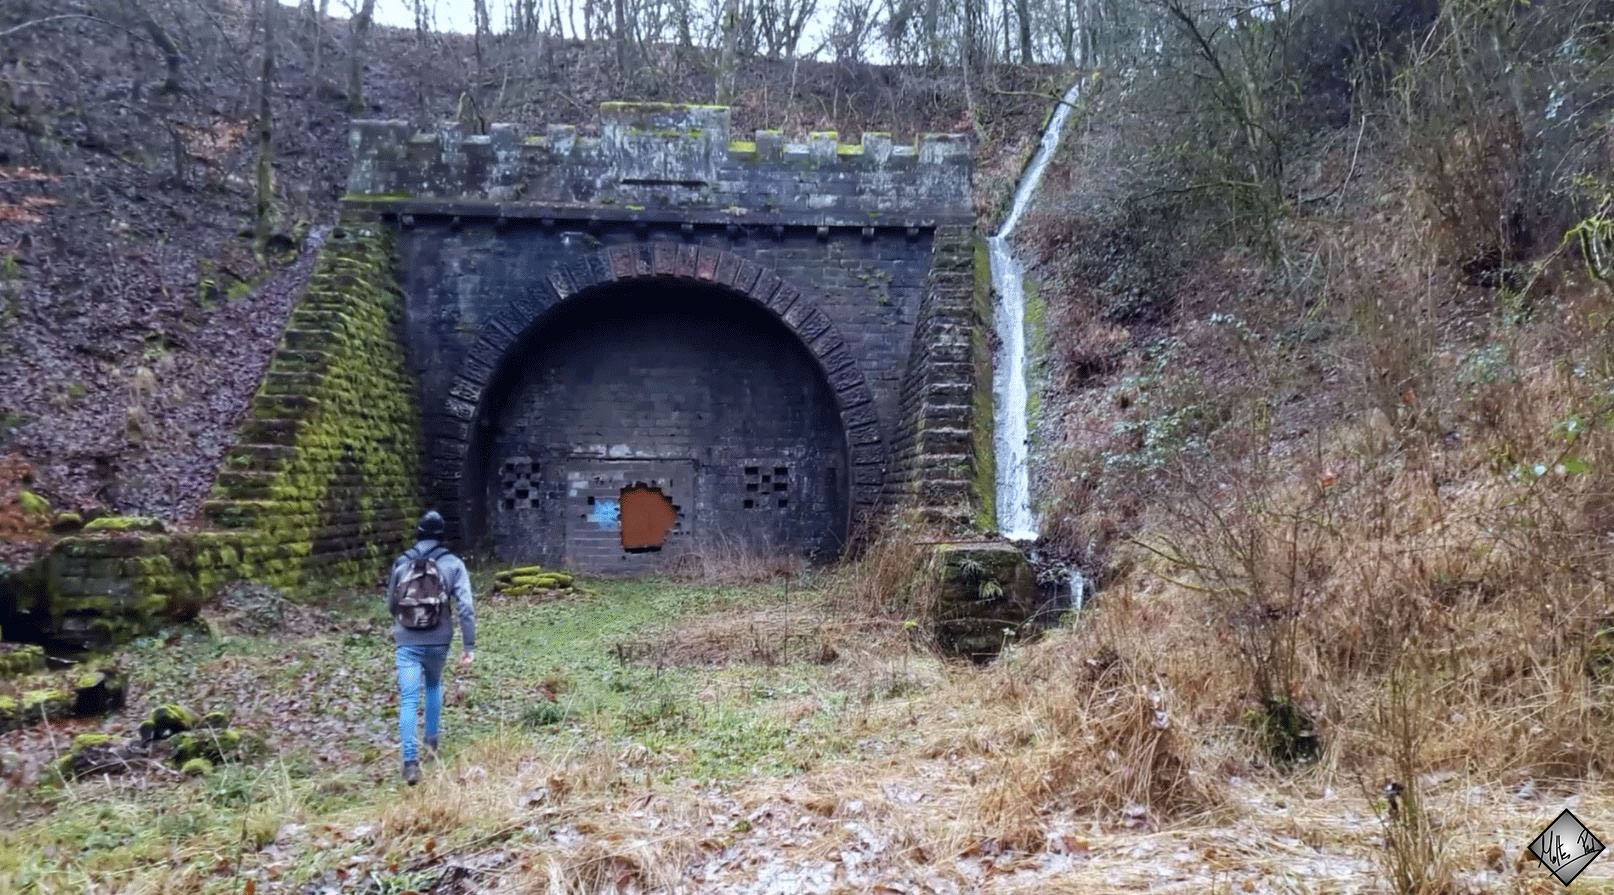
[390,546,450,630]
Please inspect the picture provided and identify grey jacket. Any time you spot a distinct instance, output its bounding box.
[387,540,476,650]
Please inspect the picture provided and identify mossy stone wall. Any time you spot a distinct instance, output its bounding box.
[882,224,987,528]
[28,218,422,648]
[201,219,423,590]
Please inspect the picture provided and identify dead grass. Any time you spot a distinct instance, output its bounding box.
[663,536,805,586]
[614,600,904,669]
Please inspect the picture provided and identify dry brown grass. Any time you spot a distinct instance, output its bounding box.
[663,536,805,586]
[612,600,904,669]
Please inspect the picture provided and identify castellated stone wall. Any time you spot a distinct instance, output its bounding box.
[343,102,980,571]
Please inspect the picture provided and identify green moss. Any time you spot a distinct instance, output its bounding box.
[51,511,83,532]
[727,140,758,154]
[180,756,214,776]
[1024,274,1047,434]
[141,703,198,741]
[0,644,44,677]
[507,572,573,590]
[71,733,113,749]
[172,728,258,765]
[339,193,415,202]
[835,144,864,156]
[970,238,997,532]
[16,489,48,517]
[22,689,69,717]
[202,217,422,593]
[83,515,165,533]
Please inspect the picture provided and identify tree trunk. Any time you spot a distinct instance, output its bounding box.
[309,0,330,95]
[473,0,490,75]
[923,0,939,66]
[716,0,740,103]
[1061,0,1075,64]
[1017,0,1033,63]
[123,0,183,95]
[963,0,979,71]
[347,0,376,115]
[613,0,629,82]
[255,0,277,258]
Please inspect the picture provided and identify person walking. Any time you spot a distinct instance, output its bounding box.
[386,510,475,785]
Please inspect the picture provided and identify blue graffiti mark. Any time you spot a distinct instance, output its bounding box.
[588,498,621,531]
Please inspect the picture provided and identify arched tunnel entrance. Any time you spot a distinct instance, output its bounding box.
[467,278,852,573]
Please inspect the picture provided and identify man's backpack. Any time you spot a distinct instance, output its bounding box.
[391,546,450,630]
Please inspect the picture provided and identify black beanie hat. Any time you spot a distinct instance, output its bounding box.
[416,510,446,540]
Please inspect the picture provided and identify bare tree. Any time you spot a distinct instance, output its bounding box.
[255,0,277,257]
[308,0,332,96]
[473,0,490,74]
[1015,0,1032,62]
[121,0,183,95]
[346,0,377,115]
[716,0,740,103]
[613,0,630,80]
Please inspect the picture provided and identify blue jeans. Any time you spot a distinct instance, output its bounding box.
[395,644,449,762]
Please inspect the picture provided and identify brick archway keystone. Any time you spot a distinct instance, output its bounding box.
[432,243,885,538]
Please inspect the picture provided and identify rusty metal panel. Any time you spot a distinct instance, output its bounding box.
[619,486,678,550]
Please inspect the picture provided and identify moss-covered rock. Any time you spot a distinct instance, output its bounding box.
[16,489,49,517]
[179,756,214,776]
[172,727,261,765]
[72,667,127,715]
[506,572,573,590]
[53,732,125,780]
[494,565,545,582]
[50,511,84,533]
[139,703,198,742]
[930,542,1039,659]
[21,688,71,720]
[0,644,45,678]
[199,710,230,730]
[82,515,166,533]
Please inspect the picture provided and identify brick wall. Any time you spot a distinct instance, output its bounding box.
[346,102,980,564]
[883,225,984,527]
[482,284,848,571]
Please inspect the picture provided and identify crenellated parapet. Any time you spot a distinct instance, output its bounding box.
[346,102,972,226]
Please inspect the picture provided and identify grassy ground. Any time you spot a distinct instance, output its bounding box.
[3,568,1613,894]
[0,572,938,893]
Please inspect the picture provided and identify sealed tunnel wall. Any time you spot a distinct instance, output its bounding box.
[477,282,849,572]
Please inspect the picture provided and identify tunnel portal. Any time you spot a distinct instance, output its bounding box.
[475,281,850,572]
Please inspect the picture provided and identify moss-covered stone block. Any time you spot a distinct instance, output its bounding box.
[16,489,49,517]
[139,703,198,742]
[180,756,214,776]
[2,688,73,731]
[0,644,44,678]
[53,732,126,780]
[172,727,261,765]
[930,542,1039,659]
[72,667,127,715]
[82,515,166,533]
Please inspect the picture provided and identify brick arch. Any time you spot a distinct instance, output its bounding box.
[430,242,884,541]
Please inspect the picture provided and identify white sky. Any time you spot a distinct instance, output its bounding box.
[290,1,479,34]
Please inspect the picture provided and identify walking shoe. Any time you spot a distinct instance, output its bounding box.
[402,760,420,785]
